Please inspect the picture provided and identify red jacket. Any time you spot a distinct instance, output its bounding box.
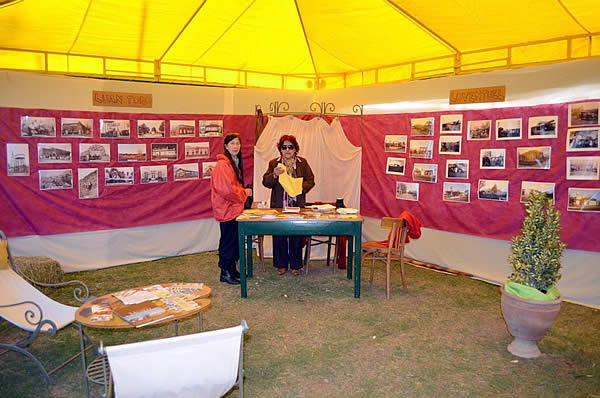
[210,154,248,222]
[380,211,422,245]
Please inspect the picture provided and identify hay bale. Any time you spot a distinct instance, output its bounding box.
[12,256,64,290]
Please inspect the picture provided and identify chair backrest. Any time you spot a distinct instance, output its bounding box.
[381,217,408,253]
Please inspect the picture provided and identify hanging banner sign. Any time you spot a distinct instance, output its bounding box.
[92,91,153,108]
[449,86,505,104]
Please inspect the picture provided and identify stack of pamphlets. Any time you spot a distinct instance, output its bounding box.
[309,204,336,212]
[336,207,358,214]
[113,301,173,328]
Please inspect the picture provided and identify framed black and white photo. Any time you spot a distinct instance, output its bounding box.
[567,156,600,180]
[528,116,558,139]
[568,102,599,127]
[384,135,407,153]
[100,119,130,139]
[478,179,508,201]
[443,182,470,203]
[105,167,134,185]
[202,161,217,179]
[151,143,178,161]
[78,168,98,199]
[21,116,56,137]
[6,143,30,176]
[37,143,72,163]
[396,182,419,201]
[446,159,469,179]
[118,144,147,162]
[385,157,405,175]
[39,169,73,190]
[439,136,461,155]
[467,120,491,141]
[140,165,168,184]
[520,181,555,204]
[440,114,462,134]
[412,163,437,183]
[517,146,551,169]
[496,118,522,140]
[566,127,599,152]
[568,188,600,212]
[480,149,505,169]
[199,120,223,137]
[409,140,433,159]
[174,163,199,181]
[137,120,165,138]
[185,142,210,159]
[61,118,93,138]
[80,143,110,163]
[410,117,434,137]
[170,120,195,137]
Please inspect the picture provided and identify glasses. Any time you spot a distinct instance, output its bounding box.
[281,145,295,150]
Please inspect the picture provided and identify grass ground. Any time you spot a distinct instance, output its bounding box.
[1,251,599,397]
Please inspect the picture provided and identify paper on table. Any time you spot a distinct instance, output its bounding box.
[336,207,358,214]
[113,289,159,305]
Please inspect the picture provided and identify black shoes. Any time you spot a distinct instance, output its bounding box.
[220,269,240,285]
[231,268,241,279]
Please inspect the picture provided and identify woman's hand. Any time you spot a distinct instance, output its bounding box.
[245,188,253,196]
[274,163,285,177]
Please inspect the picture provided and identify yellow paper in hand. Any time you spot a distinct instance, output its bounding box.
[278,167,303,197]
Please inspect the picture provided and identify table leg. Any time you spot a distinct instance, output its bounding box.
[76,323,90,398]
[347,236,353,280]
[239,230,247,298]
[355,231,362,298]
[174,320,178,336]
[199,312,203,332]
[246,235,253,279]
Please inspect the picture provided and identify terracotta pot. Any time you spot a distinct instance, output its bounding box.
[500,285,562,358]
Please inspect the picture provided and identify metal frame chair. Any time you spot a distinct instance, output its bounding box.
[303,235,338,273]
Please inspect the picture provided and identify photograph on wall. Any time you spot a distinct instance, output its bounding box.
[170,120,196,137]
[409,140,433,159]
[568,188,600,212]
[385,157,405,175]
[80,143,110,163]
[520,181,555,204]
[6,143,30,176]
[439,136,461,155]
[410,117,434,136]
[467,120,491,141]
[198,120,223,137]
[105,167,134,185]
[446,159,469,179]
[412,163,438,183]
[566,127,599,152]
[21,116,56,137]
[496,118,522,140]
[384,135,407,153]
[174,163,199,181]
[478,179,508,201]
[568,101,599,127]
[39,169,73,190]
[185,142,210,159]
[480,148,505,169]
[61,118,93,138]
[140,165,168,184]
[137,120,165,138]
[566,156,600,180]
[202,161,217,179]
[517,146,551,169]
[78,168,98,199]
[440,114,463,134]
[118,144,147,162]
[37,143,72,163]
[396,182,419,201]
[100,119,130,139]
[443,182,470,203]
[151,143,178,161]
[528,116,558,139]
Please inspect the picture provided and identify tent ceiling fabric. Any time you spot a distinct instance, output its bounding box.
[0,0,598,90]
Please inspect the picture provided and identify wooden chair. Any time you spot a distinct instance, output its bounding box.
[303,235,337,274]
[361,218,408,299]
[252,235,265,271]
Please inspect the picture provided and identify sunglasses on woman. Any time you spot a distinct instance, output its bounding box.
[281,145,295,150]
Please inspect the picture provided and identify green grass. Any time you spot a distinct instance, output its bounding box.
[1,251,599,397]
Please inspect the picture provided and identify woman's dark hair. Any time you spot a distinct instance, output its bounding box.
[277,135,299,153]
[223,133,244,184]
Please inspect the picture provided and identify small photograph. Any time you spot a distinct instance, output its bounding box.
[409,140,434,159]
[517,146,551,169]
[170,120,196,137]
[100,119,130,139]
[140,165,168,184]
[496,118,522,140]
[412,163,438,183]
[198,120,223,137]
[185,142,210,159]
[410,117,434,136]
[439,136,461,155]
[105,167,134,185]
[446,159,469,179]
[118,144,147,162]
[151,143,178,161]
[467,120,491,141]
[520,181,555,204]
[478,179,509,202]
[528,116,558,139]
[174,163,200,181]
[202,161,217,179]
[39,169,73,190]
[386,157,405,175]
[37,143,72,163]
[568,188,600,212]
[384,135,407,153]
[480,148,506,169]
[440,114,463,134]
[80,143,110,163]
[567,156,600,180]
[568,102,599,127]
[443,182,470,203]
[61,118,93,138]
[138,120,165,138]
[566,127,599,152]
[78,168,99,199]
[6,143,30,176]
[21,116,56,137]
[396,182,419,201]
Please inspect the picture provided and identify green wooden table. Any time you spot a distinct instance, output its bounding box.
[237,213,363,298]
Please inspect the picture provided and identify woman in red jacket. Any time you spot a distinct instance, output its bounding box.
[211,133,252,285]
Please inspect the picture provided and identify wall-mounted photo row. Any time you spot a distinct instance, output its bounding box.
[412,163,437,183]
[443,182,470,203]
[568,187,600,212]
[467,120,491,141]
[185,142,210,159]
[440,114,462,134]
[78,168,99,199]
[6,143,30,176]
[138,120,165,138]
[517,146,551,169]
[528,116,557,139]
[396,182,419,201]
[496,118,522,140]
[480,149,505,169]
[118,144,147,162]
[446,159,469,179]
[21,116,56,137]
[520,181,555,204]
[62,118,93,138]
[566,127,599,152]
[105,167,134,185]
[151,143,177,161]
[39,169,73,190]
[439,136,461,155]
[80,143,110,163]
[411,117,434,137]
[386,157,405,175]
[37,143,72,163]
[566,156,600,180]
[100,119,130,139]
[568,102,599,127]
[174,163,199,181]
[202,161,216,179]
[140,165,168,184]
[409,140,433,159]
[170,120,195,137]
[384,135,407,153]
[199,120,223,137]
[478,179,508,202]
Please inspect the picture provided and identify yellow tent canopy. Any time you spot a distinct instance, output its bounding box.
[0,0,598,90]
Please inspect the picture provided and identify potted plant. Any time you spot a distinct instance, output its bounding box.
[500,190,567,358]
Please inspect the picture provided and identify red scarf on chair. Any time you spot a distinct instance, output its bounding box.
[378,211,422,245]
